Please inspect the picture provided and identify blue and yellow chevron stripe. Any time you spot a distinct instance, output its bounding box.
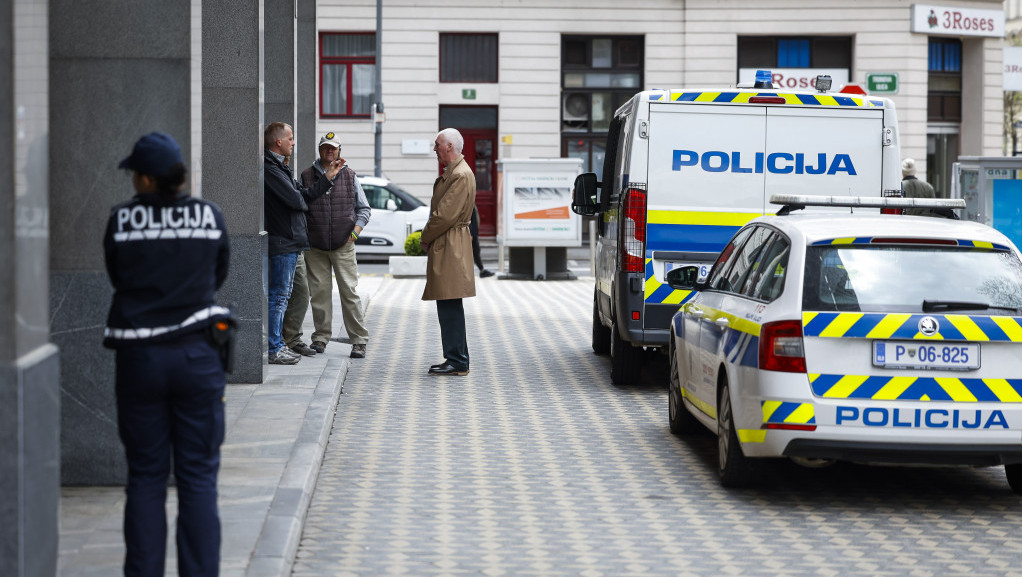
[810,238,1011,250]
[644,210,759,304]
[802,312,1022,342]
[762,401,816,425]
[810,374,1022,403]
[647,91,879,108]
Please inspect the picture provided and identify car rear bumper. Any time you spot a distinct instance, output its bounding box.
[783,439,1022,466]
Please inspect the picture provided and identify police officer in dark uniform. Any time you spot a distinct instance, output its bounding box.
[104,132,231,577]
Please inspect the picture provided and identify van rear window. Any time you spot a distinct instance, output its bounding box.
[802,246,1022,313]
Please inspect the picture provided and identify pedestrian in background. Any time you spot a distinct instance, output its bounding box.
[264,122,340,364]
[104,132,231,576]
[422,128,476,376]
[470,205,495,278]
[291,131,371,358]
[901,158,938,217]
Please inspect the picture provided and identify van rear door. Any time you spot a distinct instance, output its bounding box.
[763,107,885,206]
[644,104,767,333]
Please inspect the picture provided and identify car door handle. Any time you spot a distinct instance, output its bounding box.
[715,317,730,328]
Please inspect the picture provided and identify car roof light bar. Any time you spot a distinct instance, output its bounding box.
[769,194,966,209]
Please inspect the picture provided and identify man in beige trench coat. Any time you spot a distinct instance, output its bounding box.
[421,128,476,376]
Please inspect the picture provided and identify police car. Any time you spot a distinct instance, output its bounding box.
[666,195,1022,491]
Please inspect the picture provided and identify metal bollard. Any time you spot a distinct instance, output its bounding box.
[405,222,413,238]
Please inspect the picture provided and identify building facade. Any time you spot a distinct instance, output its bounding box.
[317,0,1005,233]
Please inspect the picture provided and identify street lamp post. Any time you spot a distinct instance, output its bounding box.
[374,0,383,177]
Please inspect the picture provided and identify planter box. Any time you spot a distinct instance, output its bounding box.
[389,255,427,278]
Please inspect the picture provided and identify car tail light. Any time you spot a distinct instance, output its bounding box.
[621,188,647,273]
[870,237,958,245]
[880,207,903,215]
[759,320,806,373]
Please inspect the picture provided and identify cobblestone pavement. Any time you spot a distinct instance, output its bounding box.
[293,277,1022,577]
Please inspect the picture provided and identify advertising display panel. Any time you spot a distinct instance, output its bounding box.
[497,158,583,247]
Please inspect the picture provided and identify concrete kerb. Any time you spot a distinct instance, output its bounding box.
[245,356,347,577]
[243,278,380,577]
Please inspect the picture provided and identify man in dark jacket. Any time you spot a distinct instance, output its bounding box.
[264,122,340,364]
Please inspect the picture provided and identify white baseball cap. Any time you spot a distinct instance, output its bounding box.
[318,132,341,149]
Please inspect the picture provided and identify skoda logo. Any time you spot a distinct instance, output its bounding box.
[918,316,939,337]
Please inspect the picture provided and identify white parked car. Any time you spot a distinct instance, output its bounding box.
[667,195,1022,491]
[355,175,430,255]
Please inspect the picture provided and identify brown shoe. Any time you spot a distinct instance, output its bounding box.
[310,341,327,354]
[289,342,317,357]
[350,344,366,359]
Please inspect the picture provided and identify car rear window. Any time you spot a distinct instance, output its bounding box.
[803,245,1022,313]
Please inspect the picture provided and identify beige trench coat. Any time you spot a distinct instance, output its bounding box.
[421,155,477,301]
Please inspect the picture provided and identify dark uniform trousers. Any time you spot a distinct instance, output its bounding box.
[115,331,226,577]
[436,298,469,370]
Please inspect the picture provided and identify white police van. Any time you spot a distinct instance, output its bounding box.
[666,195,1022,491]
[572,71,903,386]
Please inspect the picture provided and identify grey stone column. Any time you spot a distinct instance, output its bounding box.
[1,1,60,573]
[203,0,266,383]
[297,0,318,170]
[265,0,296,138]
[49,1,191,485]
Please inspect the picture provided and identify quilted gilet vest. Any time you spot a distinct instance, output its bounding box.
[301,164,357,251]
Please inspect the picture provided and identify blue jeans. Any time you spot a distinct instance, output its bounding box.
[268,252,299,354]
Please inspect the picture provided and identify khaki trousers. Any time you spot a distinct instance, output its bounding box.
[304,242,369,345]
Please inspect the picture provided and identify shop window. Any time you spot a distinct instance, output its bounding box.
[561,35,643,176]
[928,38,961,122]
[440,33,498,83]
[320,33,375,118]
[738,36,851,70]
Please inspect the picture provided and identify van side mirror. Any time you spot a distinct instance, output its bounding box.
[666,266,706,291]
[571,172,600,216]
[386,198,398,211]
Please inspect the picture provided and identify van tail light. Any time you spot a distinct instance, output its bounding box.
[759,320,806,373]
[749,96,786,104]
[621,188,647,273]
[881,189,903,214]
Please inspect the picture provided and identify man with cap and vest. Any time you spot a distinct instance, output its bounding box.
[285,131,371,358]
[105,132,231,576]
[264,122,342,364]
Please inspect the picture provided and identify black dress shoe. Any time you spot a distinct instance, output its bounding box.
[430,361,448,371]
[428,362,469,376]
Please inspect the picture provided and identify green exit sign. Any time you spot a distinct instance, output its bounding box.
[866,73,899,94]
[462,89,477,100]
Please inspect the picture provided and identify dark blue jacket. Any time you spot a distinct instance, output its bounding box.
[264,150,331,256]
[103,192,230,348]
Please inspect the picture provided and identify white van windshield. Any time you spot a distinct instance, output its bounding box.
[803,246,1022,313]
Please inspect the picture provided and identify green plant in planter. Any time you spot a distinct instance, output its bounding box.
[404,231,426,256]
